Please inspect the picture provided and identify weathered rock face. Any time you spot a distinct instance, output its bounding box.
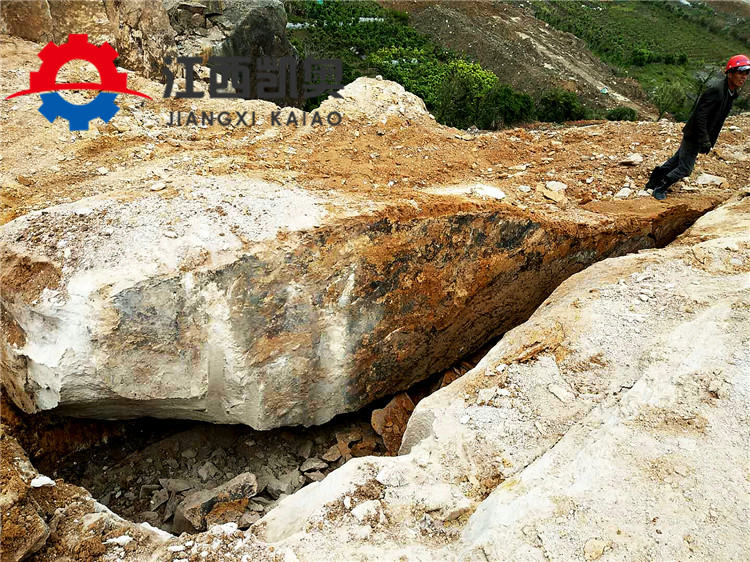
[0,177,714,429]
[1,0,294,85]
[216,0,292,58]
[218,191,749,561]
[47,0,113,45]
[0,0,175,80]
[0,0,55,43]
[166,0,293,60]
[0,426,169,561]
[104,0,177,80]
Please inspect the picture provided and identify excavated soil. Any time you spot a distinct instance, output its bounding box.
[1,32,750,555]
[1,34,747,229]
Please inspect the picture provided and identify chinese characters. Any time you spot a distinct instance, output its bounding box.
[162,56,344,100]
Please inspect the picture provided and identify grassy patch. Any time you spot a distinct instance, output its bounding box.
[284,0,541,127]
[531,0,749,119]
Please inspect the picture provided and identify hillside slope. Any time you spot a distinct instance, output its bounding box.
[530,0,750,117]
[383,0,654,116]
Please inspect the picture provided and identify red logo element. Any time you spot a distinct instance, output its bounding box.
[6,34,151,101]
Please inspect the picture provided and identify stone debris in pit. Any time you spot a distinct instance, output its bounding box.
[173,472,258,534]
[0,428,169,561]
[51,418,384,535]
[370,393,416,456]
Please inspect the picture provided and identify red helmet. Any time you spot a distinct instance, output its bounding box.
[725,54,750,73]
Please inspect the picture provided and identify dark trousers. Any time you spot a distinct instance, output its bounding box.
[650,138,699,188]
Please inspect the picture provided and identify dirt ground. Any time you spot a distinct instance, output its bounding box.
[1,34,748,230]
[1,31,750,560]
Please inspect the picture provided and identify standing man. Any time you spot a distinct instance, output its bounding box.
[646,54,749,200]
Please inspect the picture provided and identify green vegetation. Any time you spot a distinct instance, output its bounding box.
[476,83,535,130]
[283,0,748,127]
[531,0,749,120]
[285,0,563,128]
[606,106,639,122]
[536,89,587,123]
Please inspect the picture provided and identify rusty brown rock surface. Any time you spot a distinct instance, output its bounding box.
[0,185,719,429]
[2,35,748,430]
[371,393,415,455]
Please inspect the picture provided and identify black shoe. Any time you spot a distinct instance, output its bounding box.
[645,168,667,191]
[652,188,667,200]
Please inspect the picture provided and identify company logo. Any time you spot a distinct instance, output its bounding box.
[6,34,151,131]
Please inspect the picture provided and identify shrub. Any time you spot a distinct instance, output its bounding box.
[435,60,497,128]
[631,47,655,66]
[606,106,638,121]
[367,47,451,109]
[650,83,685,120]
[536,88,587,123]
[476,83,535,129]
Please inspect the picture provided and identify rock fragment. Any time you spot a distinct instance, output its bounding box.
[351,500,383,524]
[173,472,257,533]
[583,538,607,560]
[371,393,415,455]
[614,187,632,198]
[198,461,220,482]
[618,153,643,166]
[300,458,327,473]
[695,173,727,186]
[322,445,342,463]
[542,188,566,203]
[545,180,568,191]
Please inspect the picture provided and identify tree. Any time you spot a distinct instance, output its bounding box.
[650,83,684,121]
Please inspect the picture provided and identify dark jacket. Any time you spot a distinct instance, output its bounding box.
[682,76,737,148]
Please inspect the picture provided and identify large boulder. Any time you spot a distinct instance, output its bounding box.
[104,0,177,80]
[164,0,297,103]
[223,191,749,560]
[0,171,714,429]
[165,0,293,59]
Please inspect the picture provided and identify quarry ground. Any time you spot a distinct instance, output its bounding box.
[1,34,748,229]
[1,32,750,561]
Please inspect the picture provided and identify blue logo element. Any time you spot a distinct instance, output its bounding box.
[38,92,120,132]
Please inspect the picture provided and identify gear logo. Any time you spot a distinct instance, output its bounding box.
[6,34,151,131]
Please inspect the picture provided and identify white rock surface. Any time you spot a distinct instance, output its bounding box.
[695,173,727,186]
[186,193,750,560]
[545,180,568,191]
